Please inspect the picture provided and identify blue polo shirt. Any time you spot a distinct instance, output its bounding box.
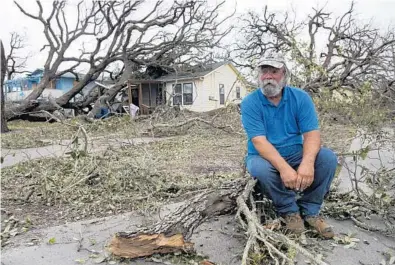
[241,86,319,157]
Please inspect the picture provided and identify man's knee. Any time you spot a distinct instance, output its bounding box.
[246,155,278,182]
[316,147,338,169]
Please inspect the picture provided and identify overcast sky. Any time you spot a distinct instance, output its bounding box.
[1,0,394,74]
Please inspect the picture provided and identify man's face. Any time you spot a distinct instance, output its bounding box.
[258,65,285,97]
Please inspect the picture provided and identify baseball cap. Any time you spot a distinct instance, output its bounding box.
[257,51,286,69]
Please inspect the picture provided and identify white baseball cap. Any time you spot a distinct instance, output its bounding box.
[257,51,286,69]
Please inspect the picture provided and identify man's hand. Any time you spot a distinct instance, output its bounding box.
[296,163,314,191]
[279,166,298,189]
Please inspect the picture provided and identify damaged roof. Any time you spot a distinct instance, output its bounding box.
[155,61,228,82]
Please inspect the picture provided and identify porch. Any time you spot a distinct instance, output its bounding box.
[126,80,166,115]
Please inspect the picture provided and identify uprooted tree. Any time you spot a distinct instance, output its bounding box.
[230,2,395,101]
[5,0,233,120]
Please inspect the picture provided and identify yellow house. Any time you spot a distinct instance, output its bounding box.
[126,62,250,114]
[157,62,249,112]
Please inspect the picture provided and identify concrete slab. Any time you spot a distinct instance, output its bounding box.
[1,201,246,265]
[191,217,245,265]
[294,218,395,265]
[1,144,71,168]
[336,128,395,194]
[3,200,394,265]
[1,211,154,265]
[323,219,395,265]
[1,137,168,168]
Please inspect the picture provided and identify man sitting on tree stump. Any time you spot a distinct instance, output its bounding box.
[240,52,337,239]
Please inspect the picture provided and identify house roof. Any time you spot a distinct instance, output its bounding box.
[155,61,228,82]
[25,68,85,79]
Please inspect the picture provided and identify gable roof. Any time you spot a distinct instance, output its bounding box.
[155,61,228,82]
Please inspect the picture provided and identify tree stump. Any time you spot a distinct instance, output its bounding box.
[108,178,247,259]
[108,176,328,265]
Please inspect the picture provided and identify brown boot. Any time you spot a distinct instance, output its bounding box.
[281,213,305,235]
[305,216,334,239]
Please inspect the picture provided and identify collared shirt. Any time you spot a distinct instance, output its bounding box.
[241,86,319,157]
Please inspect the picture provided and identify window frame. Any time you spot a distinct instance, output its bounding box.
[219,84,225,105]
[236,87,241,99]
[172,83,182,106]
[182,83,193,105]
[172,82,193,106]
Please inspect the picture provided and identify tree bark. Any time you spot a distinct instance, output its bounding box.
[89,59,137,118]
[108,178,247,259]
[0,39,9,133]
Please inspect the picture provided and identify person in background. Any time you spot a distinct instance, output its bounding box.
[95,95,110,119]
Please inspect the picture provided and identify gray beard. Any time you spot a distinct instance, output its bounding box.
[259,78,284,97]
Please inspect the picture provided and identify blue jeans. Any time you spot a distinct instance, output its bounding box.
[246,147,337,217]
[95,107,109,119]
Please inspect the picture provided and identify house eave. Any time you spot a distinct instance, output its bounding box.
[156,76,202,82]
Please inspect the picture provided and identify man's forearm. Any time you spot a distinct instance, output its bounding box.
[252,136,291,172]
[302,130,321,165]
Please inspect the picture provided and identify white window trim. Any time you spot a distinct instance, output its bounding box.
[172,82,193,106]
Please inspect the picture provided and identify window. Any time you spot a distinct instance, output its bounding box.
[183,83,193,105]
[173,82,193,106]
[219,84,225,105]
[236,87,241,99]
[173,84,182,105]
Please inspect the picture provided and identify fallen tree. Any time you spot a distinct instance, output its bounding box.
[5,0,233,121]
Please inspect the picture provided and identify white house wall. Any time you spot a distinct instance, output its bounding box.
[207,64,248,108]
[5,89,64,102]
[164,79,204,111]
[164,64,248,112]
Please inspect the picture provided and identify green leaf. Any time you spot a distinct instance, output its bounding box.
[344,242,356,249]
[93,255,106,264]
[75,258,85,264]
[89,238,97,246]
[48,237,56,245]
[359,146,370,160]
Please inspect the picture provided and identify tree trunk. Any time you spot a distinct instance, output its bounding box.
[89,59,137,118]
[4,71,98,120]
[108,178,247,259]
[108,177,330,265]
[4,61,109,121]
[56,70,101,107]
[0,39,9,133]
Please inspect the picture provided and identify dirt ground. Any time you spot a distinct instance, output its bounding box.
[1,105,358,247]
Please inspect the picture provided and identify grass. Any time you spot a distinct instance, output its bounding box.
[1,115,142,149]
[1,101,389,231]
[1,110,245,228]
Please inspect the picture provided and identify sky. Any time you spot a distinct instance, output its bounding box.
[0,0,394,75]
